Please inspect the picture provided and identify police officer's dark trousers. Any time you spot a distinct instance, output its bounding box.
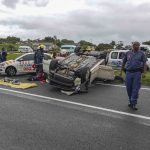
[36,64,43,74]
[125,71,141,105]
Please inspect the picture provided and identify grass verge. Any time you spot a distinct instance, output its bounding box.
[114,70,150,86]
[7,53,23,60]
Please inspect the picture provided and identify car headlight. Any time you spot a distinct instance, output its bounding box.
[74,78,81,86]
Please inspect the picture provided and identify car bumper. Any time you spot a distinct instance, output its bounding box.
[49,73,75,90]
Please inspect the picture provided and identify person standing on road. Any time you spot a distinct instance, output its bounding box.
[120,41,147,110]
[34,44,44,75]
[0,50,2,63]
[1,47,7,62]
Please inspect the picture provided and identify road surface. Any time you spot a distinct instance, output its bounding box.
[0,75,150,150]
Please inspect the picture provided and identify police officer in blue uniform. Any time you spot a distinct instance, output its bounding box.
[121,41,147,110]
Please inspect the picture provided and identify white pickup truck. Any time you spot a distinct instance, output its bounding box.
[107,50,150,70]
[147,57,150,70]
[107,50,128,69]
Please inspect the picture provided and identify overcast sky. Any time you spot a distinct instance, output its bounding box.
[0,0,150,44]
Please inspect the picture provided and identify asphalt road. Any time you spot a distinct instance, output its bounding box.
[0,74,150,150]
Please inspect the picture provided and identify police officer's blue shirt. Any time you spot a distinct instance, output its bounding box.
[123,50,147,71]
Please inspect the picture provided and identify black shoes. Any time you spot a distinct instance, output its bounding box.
[128,104,138,110]
[128,104,132,108]
[132,105,138,110]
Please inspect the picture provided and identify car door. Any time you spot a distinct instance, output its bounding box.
[118,52,126,68]
[108,51,118,69]
[17,53,35,73]
[43,54,52,74]
[147,57,150,70]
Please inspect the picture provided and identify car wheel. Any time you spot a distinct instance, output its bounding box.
[80,67,90,82]
[6,66,17,76]
[79,67,90,92]
[49,59,58,71]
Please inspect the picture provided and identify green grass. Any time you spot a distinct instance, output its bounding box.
[7,53,23,60]
[114,70,150,86]
[0,43,19,51]
[142,72,150,86]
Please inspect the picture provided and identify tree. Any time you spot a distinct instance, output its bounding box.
[110,40,116,46]
[0,38,6,44]
[7,44,16,51]
[110,41,116,47]
[115,41,124,49]
[44,36,55,43]
[6,36,20,44]
[61,39,75,45]
[96,43,113,51]
[78,40,94,49]
[125,45,132,50]
[142,41,150,45]
[55,39,61,47]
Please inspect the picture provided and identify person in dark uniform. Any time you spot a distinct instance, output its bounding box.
[74,43,83,55]
[120,41,147,110]
[34,45,44,74]
[1,47,7,62]
[0,50,2,63]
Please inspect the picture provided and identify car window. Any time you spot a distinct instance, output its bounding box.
[44,54,51,60]
[111,52,118,59]
[19,54,34,61]
[119,52,126,59]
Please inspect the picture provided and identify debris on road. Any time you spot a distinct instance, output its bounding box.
[0,77,38,89]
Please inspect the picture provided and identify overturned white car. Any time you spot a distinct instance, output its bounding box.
[48,51,115,92]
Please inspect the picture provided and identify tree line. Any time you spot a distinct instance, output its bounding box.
[1,36,150,51]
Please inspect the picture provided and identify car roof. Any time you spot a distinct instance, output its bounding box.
[15,52,50,60]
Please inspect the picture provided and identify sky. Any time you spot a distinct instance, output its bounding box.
[0,0,150,45]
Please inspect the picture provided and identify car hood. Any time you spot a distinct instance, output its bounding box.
[59,54,99,71]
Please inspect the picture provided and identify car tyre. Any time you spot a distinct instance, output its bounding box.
[49,59,58,71]
[79,67,90,92]
[6,66,17,77]
[80,67,90,82]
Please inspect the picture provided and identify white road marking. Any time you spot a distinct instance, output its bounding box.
[0,87,150,121]
[96,83,150,91]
